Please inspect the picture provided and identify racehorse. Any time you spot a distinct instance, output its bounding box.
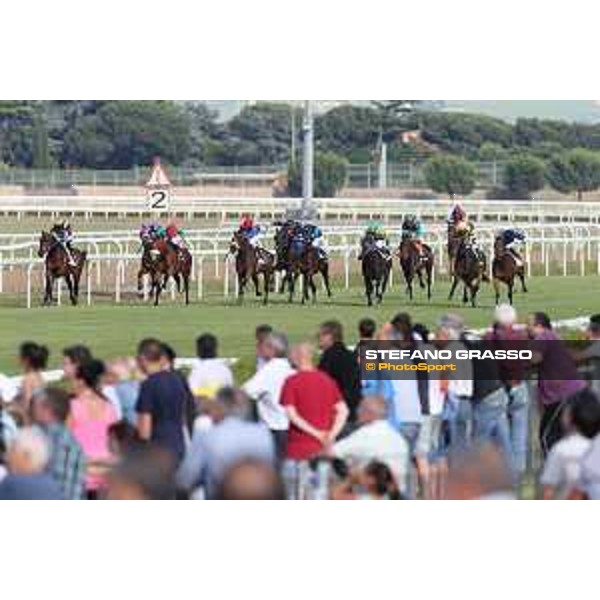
[361,240,391,306]
[229,230,275,305]
[145,239,192,306]
[492,236,528,305]
[285,234,323,304]
[448,237,487,308]
[275,223,332,301]
[398,237,434,301]
[37,231,87,306]
[447,223,463,277]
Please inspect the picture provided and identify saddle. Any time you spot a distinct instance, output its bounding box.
[362,243,391,262]
[255,246,274,265]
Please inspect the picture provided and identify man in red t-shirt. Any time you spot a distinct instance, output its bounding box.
[281,343,349,461]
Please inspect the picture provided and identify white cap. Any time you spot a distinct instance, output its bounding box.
[494,304,517,327]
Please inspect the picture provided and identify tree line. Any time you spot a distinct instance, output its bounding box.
[3,100,600,198]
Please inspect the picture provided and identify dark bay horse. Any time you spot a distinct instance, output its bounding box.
[398,237,434,301]
[229,231,275,305]
[285,236,324,304]
[146,240,192,306]
[492,236,528,305]
[447,223,463,277]
[361,243,391,306]
[274,223,332,298]
[448,238,487,307]
[38,231,86,306]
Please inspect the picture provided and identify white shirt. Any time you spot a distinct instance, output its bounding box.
[242,358,295,431]
[540,433,591,498]
[0,374,18,403]
[333,420,410,492]
[581,434,600,499]
[188,358,234,398]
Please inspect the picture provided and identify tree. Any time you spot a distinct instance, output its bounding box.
[0,101,37,166]
[181,102,223,166]
[287,151,348,198]
[315,105,381,160]
[547,148,600,200]
[477,142,509,161]
[423,155,476,197]
[220,102,301,166]
[502,154,546,199]
[61,101,191,168]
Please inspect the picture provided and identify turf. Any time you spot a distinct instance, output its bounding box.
[0,275,597,378]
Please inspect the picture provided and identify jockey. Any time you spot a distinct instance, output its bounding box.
[359,221,391,261]
[401,215,425,256]
[499,228,526,266]
[50,220,76,267]
[165,222,187,250]
[447,202,473,235]
[239,215,263,248]
[303,222,327,259]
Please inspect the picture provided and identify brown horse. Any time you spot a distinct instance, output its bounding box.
[229,231,275,305]
[448,237,487,307]
[398,237,434,301]
[147,240,192,306]
[447,223,463,277]
[37,231,86,306]
[285,235,324,304]
[361,244,391,306]
[492,236,528,305]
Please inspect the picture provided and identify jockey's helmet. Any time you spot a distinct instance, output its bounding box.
[240,215,254,229]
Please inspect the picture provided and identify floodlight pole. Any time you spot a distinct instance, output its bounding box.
[302,100,314,211]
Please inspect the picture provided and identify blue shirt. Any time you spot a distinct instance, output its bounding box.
[136,371,192,462]
[0,474,64,500]
[177,417,275,499]
[361,378,401,430]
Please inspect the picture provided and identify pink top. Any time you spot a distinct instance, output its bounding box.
[69,396,118,491]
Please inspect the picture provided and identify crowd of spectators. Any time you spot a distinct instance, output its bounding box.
[1,308,600,500]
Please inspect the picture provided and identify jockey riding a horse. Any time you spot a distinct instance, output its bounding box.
[165,223,188,253]
[239,215,272,263]
[302,222,328,261]
[50,220,77,267]
[401,215,426,257]
[358,222,391,261]
[496,228,526,267]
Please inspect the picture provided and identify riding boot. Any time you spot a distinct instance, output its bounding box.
[509,249,523,268]
[64,244,77,267]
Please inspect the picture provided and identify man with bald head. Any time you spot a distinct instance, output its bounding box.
[281,343,349,462]
[0,428,64,499]
[333,395,410,495]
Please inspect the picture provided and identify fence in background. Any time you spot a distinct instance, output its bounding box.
[2,196,600,224]
[1,223,599,307]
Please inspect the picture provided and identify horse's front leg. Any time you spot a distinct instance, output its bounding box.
[252,272,262,297]
[65,274,77,306]
[365,277,373,306]
[309,274,317,304]
[462,285,469,305]
[262,272,270,306]
[43,273,54,305]
[519,271,528,293]
[301,273,309,305]
[426,265,433,301]
[238,274,246,304]
[288,271,296,303]
[137,268,145,298]
[321,262,332,297]
[448,277,456,301]
[471,284,479,308]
